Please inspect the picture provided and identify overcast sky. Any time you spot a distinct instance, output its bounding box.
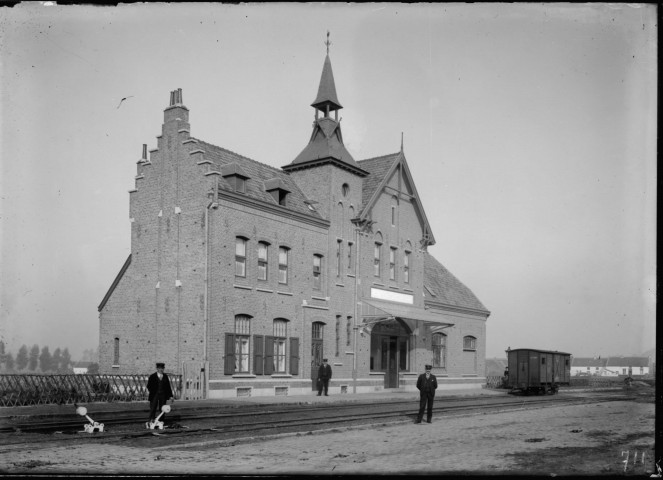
[0,3,657,361]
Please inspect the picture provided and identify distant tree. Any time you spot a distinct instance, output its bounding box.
[28,344,39,371]
[39,346,52,372]
[60,348,72,372]
[16,345,28,370]
[52,348,62,373]
[4,353,14,371]
[0,340,5,356]
[87,363,100,374]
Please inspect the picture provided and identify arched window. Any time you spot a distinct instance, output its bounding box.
[432,333,446,368]
[234,315,251,372]
[374,232,383,278]
[278,247,289,284]
[313,254,323,290]
[463,336,477,351]
[404,241,412,284]
[113,337,120,365]
[273,318,288,373]
[391,196,398,227]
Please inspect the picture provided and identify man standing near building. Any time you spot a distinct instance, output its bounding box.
[416,364,438,423]
[317,358,332,396]
[147,362,174,423]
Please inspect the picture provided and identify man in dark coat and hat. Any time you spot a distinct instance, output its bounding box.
[317,358,332,396]
[415,364,438,423]
[147,362,174,423]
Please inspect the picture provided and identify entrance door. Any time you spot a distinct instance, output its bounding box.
[311,322,323,390]
[385,336,399,388]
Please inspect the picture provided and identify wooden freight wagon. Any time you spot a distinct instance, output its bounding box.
[506,348,571,395]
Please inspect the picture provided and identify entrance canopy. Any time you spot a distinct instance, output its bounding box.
[360,299,454,335]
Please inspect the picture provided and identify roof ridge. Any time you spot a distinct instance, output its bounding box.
[357,152,401,164]
[193,138,287,177]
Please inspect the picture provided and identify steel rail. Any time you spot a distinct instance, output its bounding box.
[0,393,636,448]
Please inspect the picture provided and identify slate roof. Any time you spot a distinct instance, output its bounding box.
[194,139,322,219]
[606,357,650,367]
[423,251,489,313]
[571,357,607,368]
[290,117,358,167]
[356,152,400,212]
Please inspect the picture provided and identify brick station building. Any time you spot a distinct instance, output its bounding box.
[98,48,490,398]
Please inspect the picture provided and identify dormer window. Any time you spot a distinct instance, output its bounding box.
[221,163,250,194]
[264,178,291,207]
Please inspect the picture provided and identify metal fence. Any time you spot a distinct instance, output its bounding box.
[0,374,182,407]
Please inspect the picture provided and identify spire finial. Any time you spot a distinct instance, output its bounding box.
[325,30,331,55]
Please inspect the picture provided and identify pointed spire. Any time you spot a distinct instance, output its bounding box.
[311,32,342,114]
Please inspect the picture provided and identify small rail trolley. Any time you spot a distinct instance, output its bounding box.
[505,348,571,395]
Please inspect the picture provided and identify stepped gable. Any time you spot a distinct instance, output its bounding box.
[194,138,322,219]
[356,152,400,211]
[423,251,489,313]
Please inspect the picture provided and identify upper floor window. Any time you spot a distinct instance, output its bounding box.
[313,254,323,290]
[404,250,410,284]
[342,183,349,197]
[346,317,352,347]
[278,247,289,284]
[336,240,342,277]
[463,336,477,351]
[258,242,269,281]
[374,243,382,277]
[235,237,247,277]
[391,196,398,226]
[347,242,354,271]
[389,247,397,281]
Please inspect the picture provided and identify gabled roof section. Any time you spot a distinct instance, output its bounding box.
[357,151,436,246]
[606,357,650,367]
[311,54,342,112]
[423,252,490,315]
[98,254,131,312]
[194,139,322,219]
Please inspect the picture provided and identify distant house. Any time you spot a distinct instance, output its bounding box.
[605,357,650,377]
[72,361,92,374]
[571,357,607,376]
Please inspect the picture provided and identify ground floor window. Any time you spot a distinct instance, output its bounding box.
[432,333,446,368]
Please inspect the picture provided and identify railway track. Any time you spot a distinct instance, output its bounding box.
[0,391,638,449]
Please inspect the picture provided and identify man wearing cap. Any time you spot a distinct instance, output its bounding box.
[415,364,438,424]
[147,362,174,423]
[317,358,332,396]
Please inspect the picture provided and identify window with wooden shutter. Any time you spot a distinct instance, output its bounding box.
[264,336,275,375]
[253,335,264,375]
[289,337,299,375]
[224,333,235,375]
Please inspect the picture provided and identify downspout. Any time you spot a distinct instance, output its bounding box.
[352,223,362,394]
[204,199,217,397]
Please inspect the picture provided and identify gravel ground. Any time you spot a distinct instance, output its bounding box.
[0,396,655,476]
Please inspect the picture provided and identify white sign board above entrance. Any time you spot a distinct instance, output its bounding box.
[370,287,414,304]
